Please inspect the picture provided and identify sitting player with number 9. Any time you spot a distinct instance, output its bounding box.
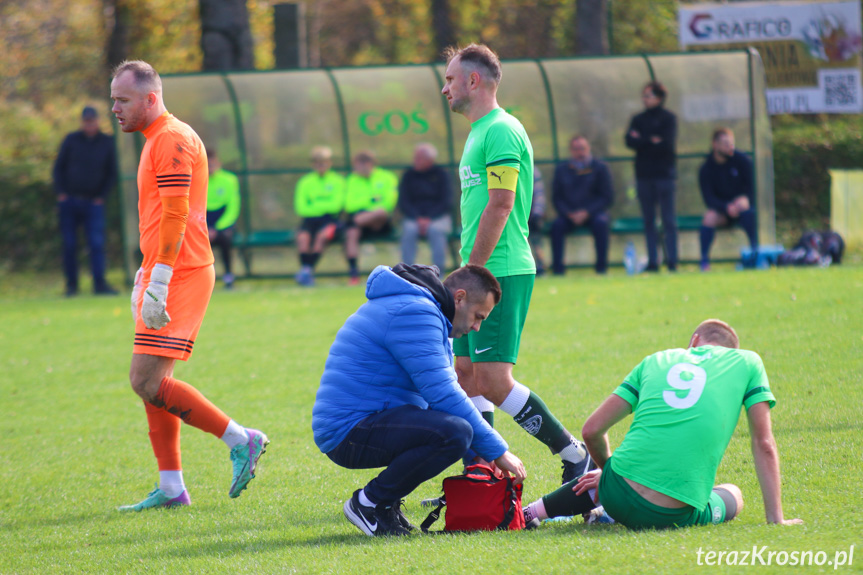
[523,319,803,529]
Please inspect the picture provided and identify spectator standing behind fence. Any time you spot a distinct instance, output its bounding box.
[550,136,614,275]
[625,81,678,272]
[698,128,757,272]
[398,143,453,275]
[53,106,118,296]
[294,146,345,286]
[528,167,548,276]
[344,151,398,285]
[206,148,241,289]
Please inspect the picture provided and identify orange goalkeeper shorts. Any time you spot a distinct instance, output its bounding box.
[133,264,215,361]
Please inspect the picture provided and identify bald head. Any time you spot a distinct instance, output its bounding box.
[110,60,166,133]
[112,60,162,94]
[691,319,740,349]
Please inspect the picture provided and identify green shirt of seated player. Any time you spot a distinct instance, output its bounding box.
[344,151,398,215]
[206,165,241,230]
[295,162,345,219]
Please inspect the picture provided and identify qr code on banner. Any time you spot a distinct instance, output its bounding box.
[824,73,859,106]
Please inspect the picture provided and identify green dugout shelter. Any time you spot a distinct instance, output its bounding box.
[115,49,775,278]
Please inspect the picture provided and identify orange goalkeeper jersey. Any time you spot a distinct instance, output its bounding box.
[137,112,214,272]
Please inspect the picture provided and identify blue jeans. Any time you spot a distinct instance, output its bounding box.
[400,216,453,274]
[636,178,677,269]
[550,213,610,274]
[58,197,108,291]
[326,405,473,505]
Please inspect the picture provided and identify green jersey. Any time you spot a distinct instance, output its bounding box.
[344,168,398,214]
[458,107,535,277]
[611,345,775,510]
[206,169,241,230]
[295,170,345,218]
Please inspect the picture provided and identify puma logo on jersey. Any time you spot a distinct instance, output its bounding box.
[489,171,503,184]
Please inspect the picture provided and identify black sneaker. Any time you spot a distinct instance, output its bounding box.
[392,499,416,532]
[562,447,595,485]
[343,490,410,537]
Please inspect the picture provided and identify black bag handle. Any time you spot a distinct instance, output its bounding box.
[421,498,445,533]
[495,478,516,530]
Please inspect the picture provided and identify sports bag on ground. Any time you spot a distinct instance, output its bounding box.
[420,463,525,532]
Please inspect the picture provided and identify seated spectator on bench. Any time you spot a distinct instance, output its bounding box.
[206,148,241,289]
[550,136,614,275]
[529,166,548,276]
[698,128,757,272]
[398,143,453,275]
[294,146,345,286]
[344,151,398,285]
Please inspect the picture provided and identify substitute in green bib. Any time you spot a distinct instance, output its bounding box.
[442,43,590,485]
[523,319,803,530]
[294,146,345,287]
[344,150,398,285]
[206,148,241,289]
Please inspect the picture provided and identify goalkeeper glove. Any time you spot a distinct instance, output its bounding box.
[141,264,173,330]
[130,267,144,321]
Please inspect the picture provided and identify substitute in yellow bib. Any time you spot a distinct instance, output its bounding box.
[294,146,345,286]
[343,150,398,284]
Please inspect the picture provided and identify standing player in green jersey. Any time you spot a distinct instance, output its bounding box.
[442,44,590,483]
[523,319,803,529]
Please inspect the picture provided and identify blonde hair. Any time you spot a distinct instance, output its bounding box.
[310,146,333,162]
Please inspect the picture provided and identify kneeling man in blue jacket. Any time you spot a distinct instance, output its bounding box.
[313,263,527,537]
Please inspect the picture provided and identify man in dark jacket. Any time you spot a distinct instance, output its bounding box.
[398,143,453,274]
[698,128,757,271]
[53,106,118,296]
[550,136,614,275]
[313,263,526,537]
[625,81,678,272]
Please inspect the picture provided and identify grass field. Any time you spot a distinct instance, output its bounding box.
[2,264,861,574]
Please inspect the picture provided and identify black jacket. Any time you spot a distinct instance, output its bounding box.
[552,158,614,218]
[397,166,452,220]
[624,106,677,179]
[699,150,754,213]
[53,131,117,200]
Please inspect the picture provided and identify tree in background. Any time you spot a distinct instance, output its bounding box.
[200,0,254,71]
[431,0,456,60]
[576,0,608,55]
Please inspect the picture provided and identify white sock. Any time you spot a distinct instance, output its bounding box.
[470,395,495,413]
[499,381,531,417]
[559,439,587,464]
[524,499,548,522]
[359,489,376,508]
[220,420,249,449]
[159,470,185,498]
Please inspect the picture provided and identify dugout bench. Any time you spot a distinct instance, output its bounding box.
[232,215,706,277]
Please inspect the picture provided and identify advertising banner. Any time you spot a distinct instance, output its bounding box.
[679,1,863,114]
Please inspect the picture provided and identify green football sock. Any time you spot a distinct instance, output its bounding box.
[542,479,596,518]
[512,391,576,454]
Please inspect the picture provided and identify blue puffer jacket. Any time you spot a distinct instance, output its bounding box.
[312,265,508,461]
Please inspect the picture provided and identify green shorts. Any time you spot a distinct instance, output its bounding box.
[598,458,728,530]
[452,273,534,364]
